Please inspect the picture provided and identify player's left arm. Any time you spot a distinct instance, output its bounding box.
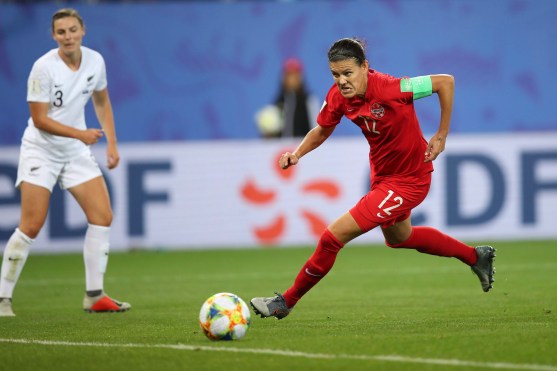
[92,88,120,170]
[425,74,454,163]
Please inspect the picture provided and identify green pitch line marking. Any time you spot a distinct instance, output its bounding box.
[0,338,555,370]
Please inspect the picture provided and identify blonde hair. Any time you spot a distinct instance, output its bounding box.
[51,8,84,33]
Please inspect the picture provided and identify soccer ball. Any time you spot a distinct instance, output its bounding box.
[255,104,283,136]
[199,292,251,341]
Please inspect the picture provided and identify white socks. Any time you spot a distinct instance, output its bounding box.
[83,224,110,292]
[0,225,111,299]
[0,228,33,298]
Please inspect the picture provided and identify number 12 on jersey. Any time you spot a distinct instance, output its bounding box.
[376,190,403,219]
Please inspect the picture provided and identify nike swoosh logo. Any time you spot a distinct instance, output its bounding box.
[87,75,94,82]
[347,108,355,112]
[54,84,62,88]
[305,268,322,277]
[30,166,40,172]
[376,213,385,219]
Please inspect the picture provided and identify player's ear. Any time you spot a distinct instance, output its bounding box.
[362,60,369,70]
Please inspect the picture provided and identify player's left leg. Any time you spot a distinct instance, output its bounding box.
[383,218,495,292]
[383,218,478,264]
[68,175,130,312]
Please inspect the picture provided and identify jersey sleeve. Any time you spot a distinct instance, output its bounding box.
[27,60,51,103]
[95,54,108,91]
[384,73,415,103]
[316,86,344,127]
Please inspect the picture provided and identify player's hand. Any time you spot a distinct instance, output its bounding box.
[424,133,446,162]
[106,144,120,170]
[79,128,104,145]
[279,152,299,169]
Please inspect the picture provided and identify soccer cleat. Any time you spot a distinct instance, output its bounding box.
[471,245,496,292]
[250,292,291,319]
[83,293,131,313]
[0,298,15,317]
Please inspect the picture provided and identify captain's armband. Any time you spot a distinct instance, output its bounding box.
[400,75,433,100]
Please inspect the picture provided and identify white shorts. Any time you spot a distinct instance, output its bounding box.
[16,145,103,192]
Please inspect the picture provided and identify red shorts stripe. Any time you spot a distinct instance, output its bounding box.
[349,172,431,232]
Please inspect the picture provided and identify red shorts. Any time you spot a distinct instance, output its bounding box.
[349,172,431,232]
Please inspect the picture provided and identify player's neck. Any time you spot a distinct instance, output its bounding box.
[356,75,368,98]
[58,48,82,71]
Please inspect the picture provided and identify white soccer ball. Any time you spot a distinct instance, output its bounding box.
[255,104,283,136]
[199,292,251,341]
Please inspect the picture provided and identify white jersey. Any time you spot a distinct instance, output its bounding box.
[25,46,107,161]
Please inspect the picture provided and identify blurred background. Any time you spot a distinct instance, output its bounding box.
[0,0,556,252]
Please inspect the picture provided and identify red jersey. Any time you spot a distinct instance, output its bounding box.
[317,70,433,183]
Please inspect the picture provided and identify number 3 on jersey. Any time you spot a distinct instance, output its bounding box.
[53,90,63,107]
[376,190,403,219]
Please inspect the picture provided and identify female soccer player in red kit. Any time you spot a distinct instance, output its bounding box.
[251,38,496,319]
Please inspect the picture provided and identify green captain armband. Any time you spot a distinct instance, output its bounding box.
[400,75,433,100]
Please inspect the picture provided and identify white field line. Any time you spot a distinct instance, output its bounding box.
[0,338,555,371]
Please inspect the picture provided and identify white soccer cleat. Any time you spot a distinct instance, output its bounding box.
[0,298,15,317]
[250,292,291,319]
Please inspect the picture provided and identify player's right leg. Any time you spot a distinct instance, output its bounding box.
[251,212,363,319]
[0,182,50,316]
[0,229,34,317]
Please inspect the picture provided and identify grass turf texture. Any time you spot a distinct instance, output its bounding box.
[0,240,555,371]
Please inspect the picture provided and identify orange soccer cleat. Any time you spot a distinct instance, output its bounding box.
[83,293,131,313]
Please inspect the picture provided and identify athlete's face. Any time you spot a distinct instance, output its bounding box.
[329,59,369,98]
[52,16,85,57]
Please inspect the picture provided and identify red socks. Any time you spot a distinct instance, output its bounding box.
[283,229,344,308]
[387,226,477,266]
[282,226,476,309]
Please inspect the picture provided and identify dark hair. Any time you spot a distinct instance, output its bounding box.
[327,38,367,66]
[51,8,84,33]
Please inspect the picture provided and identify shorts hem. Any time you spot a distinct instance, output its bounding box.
[15,179,54,193]
[62,173,103,190]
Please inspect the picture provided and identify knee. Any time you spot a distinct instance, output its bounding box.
[89,209,113,227]
[99,210,113,227]
[19,221,44,239]
[319,229,344,253]
[385,230,413,248]
[383,226,412,247]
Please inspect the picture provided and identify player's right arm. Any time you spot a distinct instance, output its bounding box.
[279,125,335,169]
[280,85,341,169]
[29,101,103,145]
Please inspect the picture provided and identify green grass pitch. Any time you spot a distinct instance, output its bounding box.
[0,240,556,371]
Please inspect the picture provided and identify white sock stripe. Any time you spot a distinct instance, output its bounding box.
[0,338,555,370]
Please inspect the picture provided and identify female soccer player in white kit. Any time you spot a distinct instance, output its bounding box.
[0,8,130,316]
